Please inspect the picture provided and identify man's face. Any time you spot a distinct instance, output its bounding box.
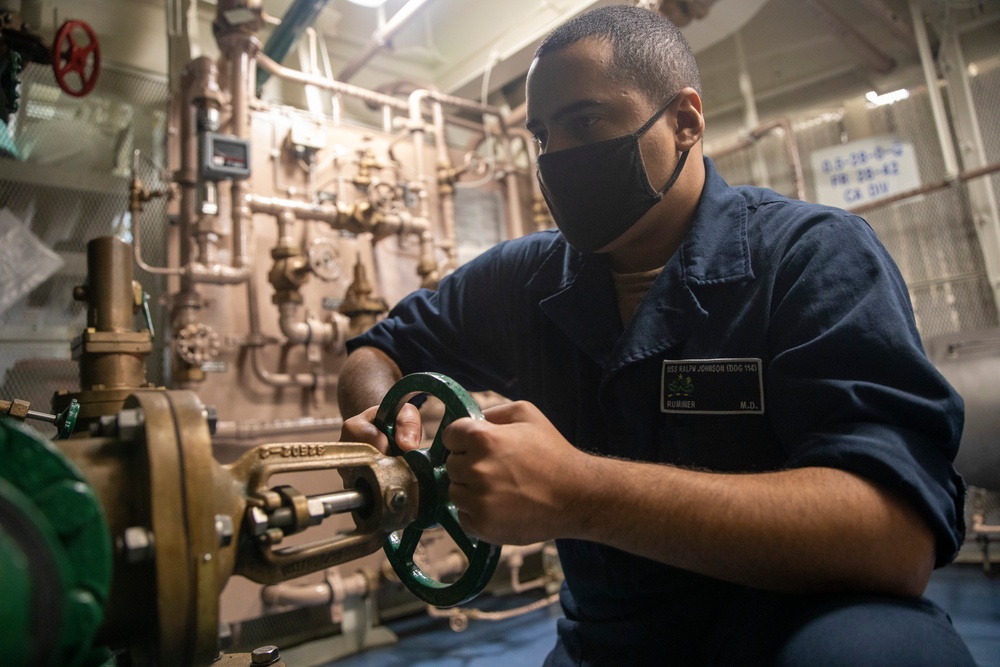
[525,37,691,257]
[525,37,677,186]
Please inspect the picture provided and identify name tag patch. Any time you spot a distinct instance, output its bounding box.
[661,358,764,414]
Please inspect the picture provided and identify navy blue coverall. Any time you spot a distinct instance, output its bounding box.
[348,158,974,665]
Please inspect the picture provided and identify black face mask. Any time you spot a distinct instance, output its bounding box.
[536,96,689,254]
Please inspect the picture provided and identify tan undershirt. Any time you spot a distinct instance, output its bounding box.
[611,266,663,327]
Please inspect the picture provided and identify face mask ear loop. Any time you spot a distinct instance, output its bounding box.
[656,149,690,197]
[633,92,681,138]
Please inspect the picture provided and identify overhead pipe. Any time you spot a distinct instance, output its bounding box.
[256,0,332,90]
[257,51,405,132]
[337,0,438,83]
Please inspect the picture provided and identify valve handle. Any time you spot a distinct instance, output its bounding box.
[55,399,80,440]
[51,20,100,98]
[375,373,501,608]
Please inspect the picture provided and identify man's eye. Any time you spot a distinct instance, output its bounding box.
[574,115,599,129]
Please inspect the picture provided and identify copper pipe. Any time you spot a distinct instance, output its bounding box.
[257,51,408,111]
[849,161,1000,215]
[707,118,807,201]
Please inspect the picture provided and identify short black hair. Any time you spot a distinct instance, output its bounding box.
[535,5,702,104]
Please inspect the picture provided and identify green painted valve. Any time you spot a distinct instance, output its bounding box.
[375,373,502,608]
[0,417,113,666]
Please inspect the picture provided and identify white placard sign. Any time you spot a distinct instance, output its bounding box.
[810,136,922,208]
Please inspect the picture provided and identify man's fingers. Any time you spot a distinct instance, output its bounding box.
[340,403,424,454]
[393,402,423,451]
[481,401,536,425]
[341,406,391,453]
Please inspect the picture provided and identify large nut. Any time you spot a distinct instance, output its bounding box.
[307,498,326,526]
[121,526,155,564]
[251,645,280,665]
[247,506,269,537]
[215,514,234,548]
[116,408,146,443]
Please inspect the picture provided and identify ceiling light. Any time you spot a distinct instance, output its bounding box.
[346,0,388,6]
[865,88,909,106]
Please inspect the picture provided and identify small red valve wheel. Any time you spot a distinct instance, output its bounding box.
[51,19,101,98]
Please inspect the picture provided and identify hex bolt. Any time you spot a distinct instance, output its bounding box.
[307,498,326,526]
[202,404,218,435]
[120,526,155,564]
[247,506,270,537]
[251,645,280,665]
[214,514,233,548]
[92,414,119,437]
[385,487,408,511]
[116,408,146,443]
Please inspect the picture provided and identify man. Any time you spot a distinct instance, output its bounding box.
[339,5,973,665]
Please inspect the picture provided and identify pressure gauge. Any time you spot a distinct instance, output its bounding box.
[308,237,342,282]
[201,132,252,180]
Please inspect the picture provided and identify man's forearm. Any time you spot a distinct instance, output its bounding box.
[567,460,936,598]
[337,346,404,418]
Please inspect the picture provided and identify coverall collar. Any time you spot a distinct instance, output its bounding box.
[527,157,754,371]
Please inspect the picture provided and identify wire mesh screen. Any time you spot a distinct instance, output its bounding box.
[709,60,999,343]
[709,129,802,200]
[0,63,169,424]
[706,20,1000,559]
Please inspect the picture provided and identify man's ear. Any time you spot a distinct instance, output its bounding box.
[674,88,704,151]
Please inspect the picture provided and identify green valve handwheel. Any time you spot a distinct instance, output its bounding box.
[0,417,112,667]
[375,372,502,608]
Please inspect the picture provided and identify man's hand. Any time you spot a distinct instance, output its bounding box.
[340,402,423,455]
[443,401,589,545]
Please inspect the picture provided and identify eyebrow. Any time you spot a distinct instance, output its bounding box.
[525,99,604,131]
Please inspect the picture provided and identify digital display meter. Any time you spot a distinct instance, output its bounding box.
[201,132,252,180]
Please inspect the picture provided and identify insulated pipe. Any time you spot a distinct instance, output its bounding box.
[261,568,374,610]
[211,416,344,445]
[337,0,437,83]
[276,301,345,350]
[221,33,257,270]
[432,101,458,268]
[734,30,770,191]
[501,133,525,239]
[247,194,430,240]
[154,57,252,286]
[909,0,960,180]
[256,51,407,111]
[406,89,507,246]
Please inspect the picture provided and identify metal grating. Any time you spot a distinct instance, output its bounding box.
[707,16,1000,560]
[710,74,999,343]
[0,63,170,422]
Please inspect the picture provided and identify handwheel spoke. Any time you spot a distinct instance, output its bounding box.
[440,506,476,559]
[396,524,422,561]
[378,373,498,607]
[427,411,457,466]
